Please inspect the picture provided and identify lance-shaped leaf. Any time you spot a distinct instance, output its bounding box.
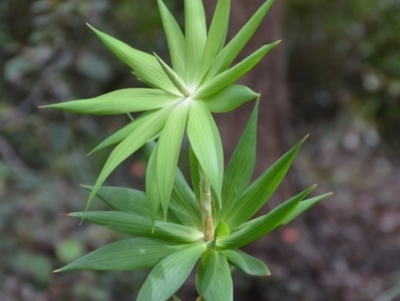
[202,85,259,113]
[278,192,333,226]
[218,99,259,221]
[196,42,280,98]
[146,140,162,226]
[187,100,223,207]
[215,221,230,240]
[137,244,206,301]
[87,24,179,95]
[196,249,233,301]
[222,135,309,229]
[222,249,270,276]
[143,142,203,230]
[69,211,203,243]
[189,146,201,203]
[157,103,189,219]
[194,0,231,84]
[87,111,153,155]
[205,0,276,80]
[54,238,183,272]
[154,53,189,96]
[157,0,186,78]
[218,186,315,249]
[40,89,180,115]
[184,0,207,85]
[83,185,181,224]
[172,295,182,301]
[84,105,176,218]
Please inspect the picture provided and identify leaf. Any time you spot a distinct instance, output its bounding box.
[157,0,186,78]
[184,0,207,85]
[87,24,179,95]
[215,221,230,240]
[202,85,259,113]
[205,0,276,80]
[146,141,162,226]
[222,135,309,229]
[194,0,231,84]
[82,185,181,224]
[222,249,270,276]
[84,105,175,219]
[143,142,203,230]
[187,100,223,208]
[196,42,280,98]
[172,295,182,301]
[189,146,201,203]
[137,244,206,301]
[54,238,182,272]
[40,89,180,115]
[218,186,315,249]
[278,192,333,226]
[69,211,202,243]
[196,249,233,301]
[157,103,189,218]
[218,99,259,221]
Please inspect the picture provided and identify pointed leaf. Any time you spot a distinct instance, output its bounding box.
[172,295,182,301]
[218,186,315,249]
[158,0,186,78]
[196,249,233,301]
[146,140,162,225]
[202,85,259,113]
[189,146,201,203]
[205,0,276,80]
[87,24,179,95]
[70,211,203,243]
[215,221,230,240]
[187,100,223,207]
[82,185,181,224]
[194,0,231,83]
[84,106,175,218]
[222,249,270,276]
[157,103,189,218]
[137,244,206,301]
[218,99,258,220]
[196,42,280,98]
[41,89,180,115]
[222,135,309,229]
[184,0,207,85]
[278,192,333,226]
[143,142,203,230]
[55,238,182,272]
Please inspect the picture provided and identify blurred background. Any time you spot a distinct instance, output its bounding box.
[0,0,399,300]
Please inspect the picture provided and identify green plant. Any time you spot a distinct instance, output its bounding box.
[42,0,331,300]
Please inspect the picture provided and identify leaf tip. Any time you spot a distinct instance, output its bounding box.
[53,269,61,273]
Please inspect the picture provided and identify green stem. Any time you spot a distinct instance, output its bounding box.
[199,166,213,241]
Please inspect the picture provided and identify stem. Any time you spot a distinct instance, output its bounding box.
[199,166,214,241]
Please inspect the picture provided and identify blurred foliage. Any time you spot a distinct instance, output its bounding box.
[287,0,400,149]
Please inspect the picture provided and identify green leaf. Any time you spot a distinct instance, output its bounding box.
[202,85,259,113]
[143,142,203,230]
[222,249,270,276]
[137,244,206,301]
[187,100,223,207]
[196,249,232,301]
[218,186,315,249]
[157,103,189,218]
[196,42,280,98]
[69,211,202,243]
[215,221,230,240]
[189,146,201,203]
[157,0,186,78]
[222,135,309,229]
[82,185,181,224]
[84,106,175,219]
[205,0,276,80]
[218,99,259,221]
[87,24,179,95]
[184,0,207,85]
[154,53,189,96]
[40,89,180,115]
[146,140,162,226]
[194,0,231,84]
[278,192,333,226]
[172,295,182,301]
[87,110,154,155]
[54,238,182,272]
